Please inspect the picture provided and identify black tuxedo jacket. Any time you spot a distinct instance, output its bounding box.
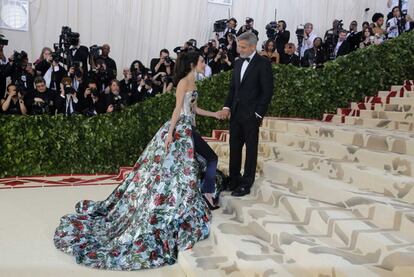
[337,41,350,57]
[224,53,274,120]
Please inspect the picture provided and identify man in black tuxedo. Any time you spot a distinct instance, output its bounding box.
[69,38,89,75]
[334,30,351,58]
[219,32,274,197]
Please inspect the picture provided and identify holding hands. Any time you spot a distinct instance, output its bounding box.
[217,109,230,120]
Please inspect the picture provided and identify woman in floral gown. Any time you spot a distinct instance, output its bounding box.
[53,51,221,270]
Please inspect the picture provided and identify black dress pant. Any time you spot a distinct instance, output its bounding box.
[229,113,260,189]
[192,127,218,193]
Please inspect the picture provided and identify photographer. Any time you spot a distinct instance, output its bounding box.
[387,0,409,19]
[237,17,259,39]
[150,49,175,76]
[55,77,80,116]
[34,47,53,76]
[88,59,111,93]
[217,18,238,44]
[347,21,361,52]
[274,20,290,55]
[201,40,218,64]
[120,68,134,104]
[4,51,35,93]
[1,84,27,115]
[67,63,84,93]
[104,79,128,113]
[359,27,381,48]
[137,75,157,99]
[301,37,327,68]
[334,30,350,58]
[324,20,343,45]
[387,6,412,38]
[68,32,89,74]
[95,44,117,80]
[260,39,280,64]
[152,71,174,94]
[42,53,67,92]
[29,77,55,115]
[300,23,318,58]
[80,80,106,116]
[280,43,300,66]
[209,44,233,75]
[225,33,238,60]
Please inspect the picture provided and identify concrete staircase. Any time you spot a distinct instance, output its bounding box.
[178,98,414,276]
[322,80,414,132]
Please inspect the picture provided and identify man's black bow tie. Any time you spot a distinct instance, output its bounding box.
[241,57,250,63]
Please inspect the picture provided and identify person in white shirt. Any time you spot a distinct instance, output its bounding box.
[300,23,317,58]
[388,0,409,15]
[387,6,411,38]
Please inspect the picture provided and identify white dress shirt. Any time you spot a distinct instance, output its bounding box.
[240,51,256,81]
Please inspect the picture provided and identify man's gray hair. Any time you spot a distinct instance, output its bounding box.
[237,32,258,46]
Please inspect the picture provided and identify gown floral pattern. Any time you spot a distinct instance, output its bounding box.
[53,91,211,270]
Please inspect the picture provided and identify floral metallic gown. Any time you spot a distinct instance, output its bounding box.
[53,91,211,270]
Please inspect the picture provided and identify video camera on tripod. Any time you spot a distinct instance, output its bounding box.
[53,26,80,68]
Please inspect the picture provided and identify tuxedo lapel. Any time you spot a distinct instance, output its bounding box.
[235,59,242,87]
[240,53,258,86]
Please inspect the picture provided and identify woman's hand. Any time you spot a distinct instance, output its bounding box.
[213,111,222,120]
[165,133,173,151]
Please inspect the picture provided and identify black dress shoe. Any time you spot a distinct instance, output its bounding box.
[231,186,250,197]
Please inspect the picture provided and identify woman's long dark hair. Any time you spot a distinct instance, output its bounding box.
[173,51,200,86]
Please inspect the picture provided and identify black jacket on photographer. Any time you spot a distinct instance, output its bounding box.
[3,62,35,93]
[237,26,259,40]
[120,78,135,105]
[150,58,175,76]
[27,88,56,115]
[104,91,128,112]
[301,47,327,68]
[275,30,290,55]
[88,68,111,93]
[55,90,80,116]
[43,64,67,92]
[280,53,300,66]
[347,31,362,52]
[209,53,233,75]
[69,45,89,74]
[81,96,106,116]
[98,55,117,80]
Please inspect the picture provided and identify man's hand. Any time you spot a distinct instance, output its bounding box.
[107,105,114,113]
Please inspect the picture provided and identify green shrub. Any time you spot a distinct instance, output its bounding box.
[1,32,413,177]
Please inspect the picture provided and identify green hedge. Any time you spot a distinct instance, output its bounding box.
[1,32,414,177]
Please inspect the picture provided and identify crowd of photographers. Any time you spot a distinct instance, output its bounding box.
[0,0,413,116]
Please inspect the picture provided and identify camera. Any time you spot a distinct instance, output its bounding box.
[89,45,102,60]
[219,43,227,51]
[266,21,278,40]
[161,75,172,84]
[10,50,28,68]
[112,95,123,111]
[0,34,8,46]
[187,39,197,51]
[145,79,153,86]
[59,26,80,49]
[245,17,254,30]
[51,51,62,63]
[214,19,228,33]
[296,25,305,46]
[90,87,99,97]
[32,101,50,115]
[164,56,173,64]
